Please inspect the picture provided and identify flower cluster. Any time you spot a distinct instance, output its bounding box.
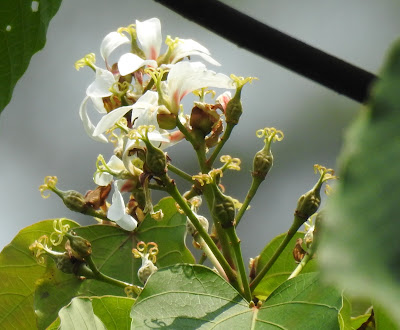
[74,18,249,231]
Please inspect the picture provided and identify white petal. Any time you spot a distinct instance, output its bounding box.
[94,172,113,186]
[86,68,115,98]
[117,213,138,231]
[100,31,130,63]
[107,182,125,220]
[167,62,235,112]
[136,18,162,60]
[129,91,159,127]
[170,39,220,66]
[107,155,126,172]
[91,96,107,114]
[148,130,171,143]
[93,106,133,136]
[79,96,108,143]
[118,53,157,76]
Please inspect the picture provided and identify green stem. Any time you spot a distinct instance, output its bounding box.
[250,215,304,291]
[225,227,252,301]
[85,255,142,296]
[235,177,263,227]
[288,242,316,279]
[176,117,236,268]
[206,123,235,169]
[167,163,193,183]
[161,174,239,288]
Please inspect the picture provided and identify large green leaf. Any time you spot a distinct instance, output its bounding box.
[35,197,194,328]
[253,231,317,298]
[131,265,342,329]
[0,0,62,113]
[319,39,400,326]
[53,296,135,330]
[0,219,79,329]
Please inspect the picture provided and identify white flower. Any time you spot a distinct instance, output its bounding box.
[92,91,160,136]
[94,155,126,186]
[117,18,220,75]
[168,38,220,66]
[165,61,235,114]
[107,181,137,231]
[100,31,130,68]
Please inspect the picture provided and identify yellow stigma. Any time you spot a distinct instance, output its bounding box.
[74,53,96,71]
[117,24,136,39]
[192,173,213,186]
[132,241,159,263]
[29,235,50,264]
[230,74,258,88]
[314,164,337,194]
[220,155,241,171]
[50,219,70,246]
[39,176,58,198]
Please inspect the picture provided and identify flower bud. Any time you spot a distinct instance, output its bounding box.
[252,128,283,180]
[211,185,236,228]
[225,75,257,125]
[65,231,92,258]
[225,92,242,125]
[137,258,158,285]
[61,190,87,213]
[144,144,167,176]
[294,165,336,223]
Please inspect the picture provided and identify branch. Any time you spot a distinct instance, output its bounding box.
[154,0,377,103]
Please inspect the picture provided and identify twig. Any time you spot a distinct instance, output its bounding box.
[154,0,377,103]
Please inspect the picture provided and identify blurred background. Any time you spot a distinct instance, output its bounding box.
[1,0,399,264]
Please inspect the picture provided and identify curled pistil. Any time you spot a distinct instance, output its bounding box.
[39,176,58,199]
[220,155,241,171]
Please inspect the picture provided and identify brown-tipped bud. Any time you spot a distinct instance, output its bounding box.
[66,231,92,258]
[157,112,177,130]
[249,256,260,282]
[252,149,273,180]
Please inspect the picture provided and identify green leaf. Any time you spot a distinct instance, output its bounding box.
[253,232,317,298]
[0,0,62,113]
[375,305,400,330]
[55,296,135,330]
[0,219,79,329]
[319,38,400,327]
[73,197,194,290]
[131,265,341,329]
[35,197,194,328]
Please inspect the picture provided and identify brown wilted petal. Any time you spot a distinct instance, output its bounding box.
[293,238,307,263]
[84,184,111,209]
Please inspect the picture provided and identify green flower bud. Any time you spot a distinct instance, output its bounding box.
[252,128,284,180]
[295,165,336,223]
[211,185,236,228]
[61,190,87,213]
[65,231,92,258]
[225,92,242,125]
[225,75,257,125]
[145,143,167,176]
